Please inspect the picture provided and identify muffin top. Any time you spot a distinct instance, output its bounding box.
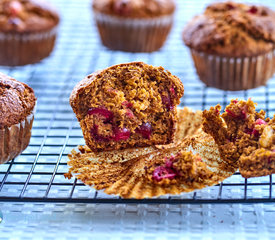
[0,72,36,129]
[92,0,175,18]
[183,1,275,57]
[0,0,59,33]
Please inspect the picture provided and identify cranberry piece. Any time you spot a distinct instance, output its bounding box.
[255,119,267,125]
[122,101,133,108]
[112,127,131,141]
[232,100,239,104]
[88,107,114,123]
[245,127,260,138]
[90,125,111,142]
[226,109,246,120]
[161,95,174,111]
[136,122,152,139]
[170,87,176,97]
[226,3,235,10]
[114,0,131,16]
[165,156,175,168]
[8,1,23,16]
[152,166,176,182]
[248,6,258,14]
[125,109,135,119]
[252,129,260,138]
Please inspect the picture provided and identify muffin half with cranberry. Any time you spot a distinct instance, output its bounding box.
[0,0,59,66]
[92,0,175,52]
[0,72,36,164]
[70,62,184,152]
[183,1,275,91]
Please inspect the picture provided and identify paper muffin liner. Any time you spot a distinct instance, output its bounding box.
[93,11,174,52]
[0,27,58,66]
[0,109,35,164]
[65,108,237,199]
[190,49,275,91]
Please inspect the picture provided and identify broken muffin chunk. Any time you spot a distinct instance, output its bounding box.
[203,99,275,178]
[70,62,184,152]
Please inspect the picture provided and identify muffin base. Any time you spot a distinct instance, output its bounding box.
[190,49,275,91]
[94,12,173,52]
[0,111,34,164]
[0,27,57,66]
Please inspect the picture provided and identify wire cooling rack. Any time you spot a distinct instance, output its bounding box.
[0,0,275,205]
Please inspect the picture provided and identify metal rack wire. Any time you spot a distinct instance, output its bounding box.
[0,0,275,204]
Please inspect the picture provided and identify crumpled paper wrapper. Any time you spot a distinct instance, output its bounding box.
[65,108,237,199]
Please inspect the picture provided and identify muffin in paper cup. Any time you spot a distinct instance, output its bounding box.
[183,1,275,91]
[0,0,59,66]
[190,49,275,91]
[0,72,36,164]
[0,110,35,164]
[92,0,175,52]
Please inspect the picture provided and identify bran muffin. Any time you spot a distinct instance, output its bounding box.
[183,1,275,91]
[92,0,175,52]
[0,72,36,164]
[203,99,275,178]
[0,0,59,66]
[70,62,184,152]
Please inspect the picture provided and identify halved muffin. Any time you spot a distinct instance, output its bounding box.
[70,62,184,152]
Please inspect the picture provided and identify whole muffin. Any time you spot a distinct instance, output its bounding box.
[0,0,59,66]
[0,72,36,164]
[70,62,184,152]
[183,1,275,91]
[92,0,175,52]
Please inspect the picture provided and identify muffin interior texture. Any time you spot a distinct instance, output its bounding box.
[71,62,184,152]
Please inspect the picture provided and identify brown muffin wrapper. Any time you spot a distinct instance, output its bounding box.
[190,49,275,91]
[0,110,35,164]
[0,27,58,66]
[94,12,173,52]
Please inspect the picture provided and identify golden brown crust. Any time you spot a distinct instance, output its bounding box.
[92,0,175,18]
[0,0,59,33]
[0,72,36,128]
[183,1,275,57]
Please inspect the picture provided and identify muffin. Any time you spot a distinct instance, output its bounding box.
[203,99,275,178]
[0,72,36,164]
[70,62,184,152]
[183,1,275,91]
[0,0,59,66]
[92,0,175,52]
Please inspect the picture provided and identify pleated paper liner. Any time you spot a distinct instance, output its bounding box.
[0,27,58,66]
[66,108,237,199]
[190,49,275,91]
[0,110,35,164]
[94,11,174,52]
